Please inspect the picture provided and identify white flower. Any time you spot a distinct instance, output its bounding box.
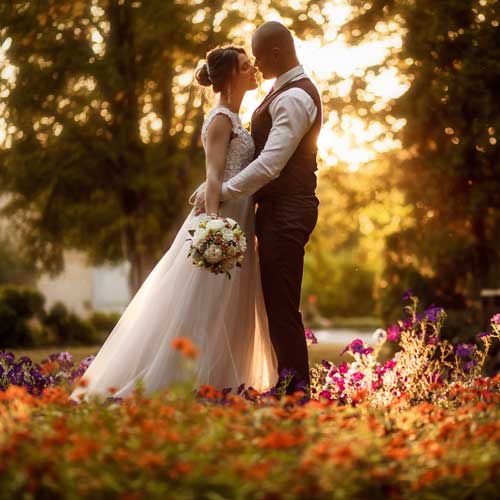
[222,228,234,242]
[372,328,387,344]
[239,235,247,252]
[349,362,361,372]
[204,245,223,263]
[192,228,208,248]
[206,219,225,232]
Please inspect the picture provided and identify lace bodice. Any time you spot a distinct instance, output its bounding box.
[201,107,255,181]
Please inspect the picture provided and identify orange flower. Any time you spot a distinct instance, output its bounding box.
[384,446,411,461]
[66,437,101,461]
[420,439,444,459]
[329,444,355,465]
[77,377,90,388]
[137,452,166,469]
[41,386,72,405]
[257,430,305,449]
[170,337,199,359]
[113,448,132,462]
[0,385,30,403]
[197,384,222,400]
[168,462,192,479]
[39,360,59,375]
[241,461,272,480]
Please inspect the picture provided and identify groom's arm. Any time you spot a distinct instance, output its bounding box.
[219,88,318,202]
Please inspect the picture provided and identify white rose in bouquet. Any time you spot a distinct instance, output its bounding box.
[222,228,234,242]
[187,216,247,278]
[239,234,247,252]
[192,228,208,248]
[206,219,225,232]
[204,244,223,264]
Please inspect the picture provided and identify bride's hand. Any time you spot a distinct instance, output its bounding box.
[194,189,206,216]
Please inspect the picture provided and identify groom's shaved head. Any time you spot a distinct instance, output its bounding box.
[253,21,295,54]
[251,21,299,79]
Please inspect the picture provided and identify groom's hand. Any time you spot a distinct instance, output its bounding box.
[194,190,206,216]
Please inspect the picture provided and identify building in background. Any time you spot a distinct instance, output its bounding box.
[37,250,131,317]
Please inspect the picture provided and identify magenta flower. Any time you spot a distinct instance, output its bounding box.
[351,372,365,382]
[304,329,318,345]
[402,318,414,330]
[387,324,401,342]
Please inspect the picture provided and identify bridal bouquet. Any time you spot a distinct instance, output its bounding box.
[187,215,247,278]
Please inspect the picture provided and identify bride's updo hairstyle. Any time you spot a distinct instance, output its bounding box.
[195,45,246,93]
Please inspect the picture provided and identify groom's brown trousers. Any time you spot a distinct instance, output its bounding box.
[255,196,318,394]
[251,76,323,396]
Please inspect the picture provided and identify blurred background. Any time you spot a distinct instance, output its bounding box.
[0,0,499,363]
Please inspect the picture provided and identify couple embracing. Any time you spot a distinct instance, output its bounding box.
[70,21,323,404]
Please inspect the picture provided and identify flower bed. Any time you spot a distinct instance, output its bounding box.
[1,294,499,499]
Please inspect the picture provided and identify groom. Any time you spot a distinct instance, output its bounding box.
[195,21,323,396]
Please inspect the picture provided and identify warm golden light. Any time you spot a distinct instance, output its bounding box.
[0,1,410,172]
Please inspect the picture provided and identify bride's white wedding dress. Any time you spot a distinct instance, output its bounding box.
[69,106,279,403]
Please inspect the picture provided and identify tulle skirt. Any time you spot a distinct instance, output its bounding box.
[69,196,279,403]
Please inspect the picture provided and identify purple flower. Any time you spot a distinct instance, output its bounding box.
[425,306,444,323]
[57,352,73,365]
[321,359,332,370]
[387,324,401,342]
[341,338,373,356]
[463,360,478,372]
[279,367,297,379]
[0,351,15,363]
[295,379,309,392]
[237,383,245,394]
[351,372,365,382]
[476,331,491,340]
[402,290,414,301]
[456,343,475,358]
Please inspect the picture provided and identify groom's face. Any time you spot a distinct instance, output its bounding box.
[251,38,278,79]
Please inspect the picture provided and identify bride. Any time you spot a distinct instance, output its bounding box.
[69,45,279,403]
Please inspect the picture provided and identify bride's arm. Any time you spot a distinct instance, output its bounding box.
[203,114,232,216]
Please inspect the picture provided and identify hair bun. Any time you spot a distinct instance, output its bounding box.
[195,63,212,87]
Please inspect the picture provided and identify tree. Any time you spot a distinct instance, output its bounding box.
[0,0,327,295]
[342,0,500,330]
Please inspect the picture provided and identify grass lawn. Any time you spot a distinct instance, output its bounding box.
[8,345,103,366]
[7,343,393,368]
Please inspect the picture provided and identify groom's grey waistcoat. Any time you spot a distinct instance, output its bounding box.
[251,77,323,202]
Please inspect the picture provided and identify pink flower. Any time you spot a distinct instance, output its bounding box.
[491,313,500,326]
[304,329,318,345]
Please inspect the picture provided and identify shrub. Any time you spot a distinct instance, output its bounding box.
[43,302,100,345]
[88,310,121,336]
[0,285,45,347]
